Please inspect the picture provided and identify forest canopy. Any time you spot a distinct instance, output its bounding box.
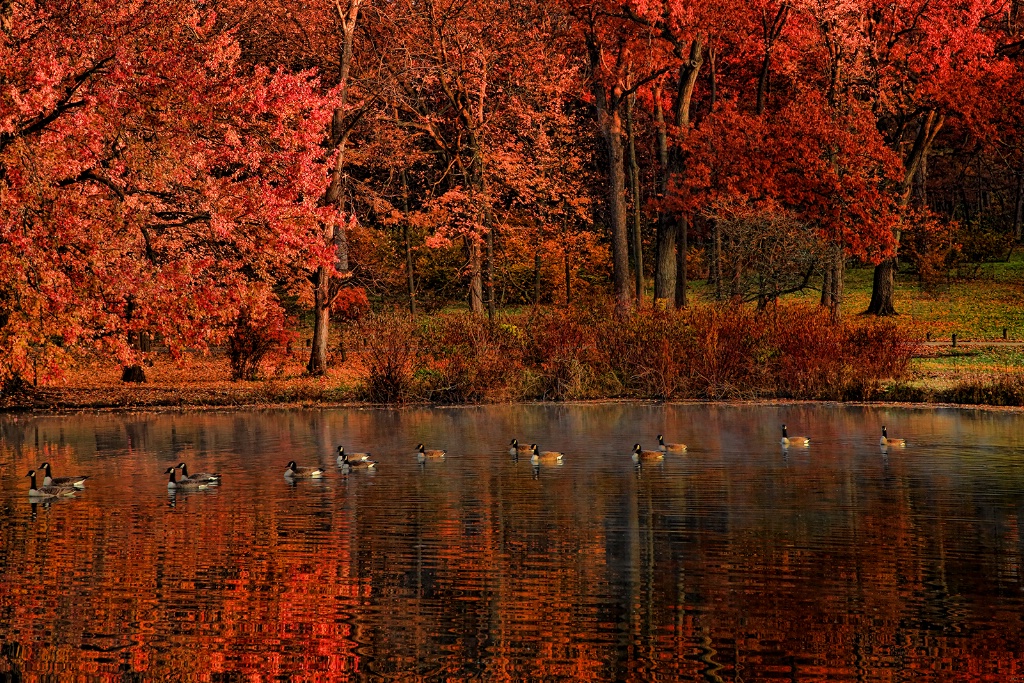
[1,0,1022,384]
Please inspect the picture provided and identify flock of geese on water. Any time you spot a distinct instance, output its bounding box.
[21,424,906,499]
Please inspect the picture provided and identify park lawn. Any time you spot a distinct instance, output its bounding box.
[677,253,1024,388]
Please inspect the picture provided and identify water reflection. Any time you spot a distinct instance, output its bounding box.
[0,404,1022,681]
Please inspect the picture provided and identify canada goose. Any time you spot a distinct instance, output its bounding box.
[340,453,377,470]
[164,467,209,490]
[632,444,664,462]
[337,446,372,461]
[37,462,89,488]
[284,461,324,478]
[531,445,564,464]
[176,462,221,483]
[657,435,687,452]
[25,470,78,498]
[416,444,446,461]
[879,426,906,447]
[780,425,810,447]
[508,439,536,456]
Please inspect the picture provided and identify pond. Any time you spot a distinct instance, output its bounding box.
[0,403,1022,681]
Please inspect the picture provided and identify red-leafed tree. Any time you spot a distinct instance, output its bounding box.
[0,0,332,384]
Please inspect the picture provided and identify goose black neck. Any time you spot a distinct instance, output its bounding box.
[167,469,176,484]
[30,473,38,490]
[782,426,788,437]
[43,464,52,477]
[180,464,189,477]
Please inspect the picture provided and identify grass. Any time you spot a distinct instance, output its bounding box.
[652,253,1024,399]
[786,253,1024,341]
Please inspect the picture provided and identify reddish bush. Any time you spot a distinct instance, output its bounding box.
[355,304,917,403]
[228,305,294,381]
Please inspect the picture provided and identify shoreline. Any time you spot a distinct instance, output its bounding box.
[4,393,1023,418]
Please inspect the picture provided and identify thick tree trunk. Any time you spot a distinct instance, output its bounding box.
[867,110,944,316]
[598,102,632,313]
[652,87,676,305]
[676,217,688,308]
[867,259,896,315]
[626,94,644,306]
[121,302,148,383]
[308,267,332,375]
[820,245,844,320]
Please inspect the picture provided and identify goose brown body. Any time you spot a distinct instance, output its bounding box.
[879,427,906,447]
[337,446,372,461]
[38,462,88,488]
[509,439,536,456]
[26,470,78,498]
[416,444,446,460]
[531,446,564,463]
[165,467,209,490]
[340,454,377,470]
[657,435,687,452]
[632,444,664,462]
[780,425,810,447]
[284,461,325,478]
[176,463,221,483]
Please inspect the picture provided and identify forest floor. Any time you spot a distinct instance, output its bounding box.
[3,255,1023,412]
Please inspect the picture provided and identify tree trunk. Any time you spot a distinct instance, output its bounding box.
[564,247,572,306]
[401,168,416,314]
[756,51,771,115]
[820,262,832,308]
[867,258,896,316]
[1014,161,1023,242]
[652,85,676,305]
[676,217,688,308]
[308,0,363,375]
[626,94,644,306]
[867,109,944,316]
[121,300,147,383]
[712,221,723,300]
[820,245,843,320]
[308,268,332,374]
[708,45,717,109]
[597,99,632,313]
[830,254,844,321]
[485,221,496,321]
[534,251,542,305]
[469,237,484,314]
[756,4,789,115]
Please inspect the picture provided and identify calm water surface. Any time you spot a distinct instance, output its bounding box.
[1,403,1023,681]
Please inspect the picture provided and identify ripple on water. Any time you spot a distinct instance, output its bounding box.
[0,403,1022,680]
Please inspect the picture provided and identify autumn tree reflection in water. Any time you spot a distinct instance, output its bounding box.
[0,405,1022,681]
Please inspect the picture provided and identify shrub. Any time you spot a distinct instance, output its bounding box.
[359,312,418,403]
[937,374,1024,406]
[354,304,917,404]
[228,305,292,381]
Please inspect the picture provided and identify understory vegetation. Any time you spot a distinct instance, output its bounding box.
[358,304,917,404]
